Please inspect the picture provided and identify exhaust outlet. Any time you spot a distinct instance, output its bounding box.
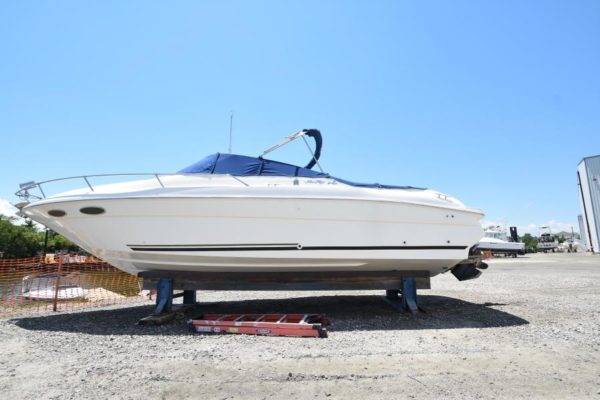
[450,245,487,280]
[451,264,482,281]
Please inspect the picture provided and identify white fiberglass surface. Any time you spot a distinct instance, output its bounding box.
[480,237,506,243]
[47,174,248,198]
[23,194,484,273]
[36,175,480,214]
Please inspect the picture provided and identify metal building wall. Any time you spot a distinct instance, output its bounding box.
[578,214,588,250]
[578,155,600,253]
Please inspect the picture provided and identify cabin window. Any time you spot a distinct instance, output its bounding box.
[48,209,66,217]
[80,207,105,215]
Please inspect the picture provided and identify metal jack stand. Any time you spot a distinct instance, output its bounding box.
[154,278,173,314]
[382,277,424,314]
[138,278,197,325]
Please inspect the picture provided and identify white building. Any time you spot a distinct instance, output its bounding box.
[578,214,588,251]
[577,155,600,253]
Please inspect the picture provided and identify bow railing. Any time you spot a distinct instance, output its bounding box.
[16,173,250,202]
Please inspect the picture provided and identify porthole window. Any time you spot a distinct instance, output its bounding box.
[48,209,66,217]
[80,207,105,215]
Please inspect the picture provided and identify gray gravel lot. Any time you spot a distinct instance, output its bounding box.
[1,252,599,399]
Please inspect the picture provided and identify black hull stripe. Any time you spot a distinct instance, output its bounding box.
[129,245,468,252]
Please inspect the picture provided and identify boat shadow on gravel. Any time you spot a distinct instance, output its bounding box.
[12,294,528,335]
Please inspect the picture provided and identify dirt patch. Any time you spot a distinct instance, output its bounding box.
[1,253,599,399]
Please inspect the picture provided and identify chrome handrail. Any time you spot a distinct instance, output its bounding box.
[16,172,249,201]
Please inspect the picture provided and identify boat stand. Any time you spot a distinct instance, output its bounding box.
[381,277,424,314]
[138,278,197,325]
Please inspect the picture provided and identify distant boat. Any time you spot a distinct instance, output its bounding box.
[537,226,559,253]
[478,225,525,257]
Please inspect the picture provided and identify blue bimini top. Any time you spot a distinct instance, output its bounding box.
[178,153,422,190]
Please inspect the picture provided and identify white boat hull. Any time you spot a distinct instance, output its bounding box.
[23,187,484,277]
[477,239,525,253]
[537,242,558,251]
[23,287,88,301]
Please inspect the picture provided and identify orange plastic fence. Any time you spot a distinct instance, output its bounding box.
[0,257,151,318]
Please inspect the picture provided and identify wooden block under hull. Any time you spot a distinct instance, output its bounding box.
[139,270,431,291]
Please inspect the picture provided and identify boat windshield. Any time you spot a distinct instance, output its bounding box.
[484,231,505,240]
[539,234,556,242]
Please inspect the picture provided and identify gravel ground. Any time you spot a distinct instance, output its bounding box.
[1,252,599,399]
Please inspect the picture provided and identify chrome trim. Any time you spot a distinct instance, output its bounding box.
[15,173,249,202]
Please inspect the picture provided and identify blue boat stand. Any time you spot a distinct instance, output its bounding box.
[154,278,196,314]
[153,277,421,315]
[142,276,421,325]
[383,277,422,314]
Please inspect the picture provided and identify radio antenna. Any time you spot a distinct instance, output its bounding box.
[228,111,234,153]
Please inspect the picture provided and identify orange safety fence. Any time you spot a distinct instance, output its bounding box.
[0,257,152,318]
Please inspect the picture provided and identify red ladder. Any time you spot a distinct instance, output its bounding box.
[188,313,329,338]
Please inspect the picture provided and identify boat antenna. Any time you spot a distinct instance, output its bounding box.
[228,111,234,153]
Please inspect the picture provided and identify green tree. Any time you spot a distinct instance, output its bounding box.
[0,215,42,257]
[520,233,538,250]
[47,230,79,253]
[0,215,80,258]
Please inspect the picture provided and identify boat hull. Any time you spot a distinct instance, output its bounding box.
[24,195,484,277]
[23,288,88,301]
[477,240,525,254]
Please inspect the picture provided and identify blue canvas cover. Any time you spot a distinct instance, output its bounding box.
[179,153,327,177]
[179,153,420,190]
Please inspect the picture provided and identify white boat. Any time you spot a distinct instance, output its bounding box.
[478,225,525,257]
[23,287,88,301]
[537,226,559,252]
[20,273,88,300]
[16,130,487,287]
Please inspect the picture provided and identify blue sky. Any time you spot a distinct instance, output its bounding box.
[1,1,599,234]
